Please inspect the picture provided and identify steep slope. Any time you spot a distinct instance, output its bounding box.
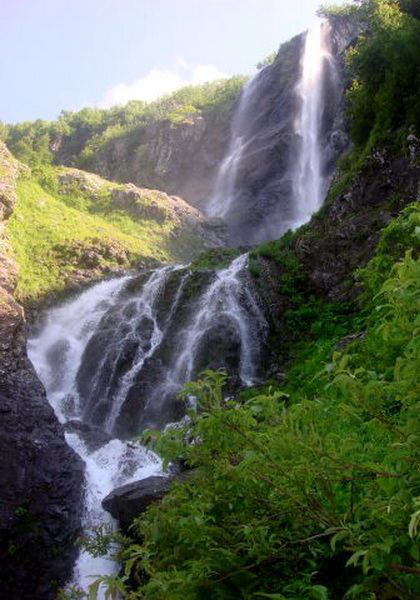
[251,148,420,365]
[6,164,223,305]
[0,142,84,598]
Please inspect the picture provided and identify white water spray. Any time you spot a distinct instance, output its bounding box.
[206,75,261,218]
[28,277,129,422]
[102,266,177,433]
[28,279,163,596]
[173,254,265,385]
[293,19,335,226]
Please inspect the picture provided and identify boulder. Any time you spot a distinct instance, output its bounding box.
[64,420,113,453]
[102,476,172,532]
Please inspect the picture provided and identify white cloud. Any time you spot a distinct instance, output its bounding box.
[98,59,230,109]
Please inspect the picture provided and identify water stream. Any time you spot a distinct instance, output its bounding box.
[28,254,266,593]
[292,19,336,227]
[27,277,164,595]
[206,73,263,218]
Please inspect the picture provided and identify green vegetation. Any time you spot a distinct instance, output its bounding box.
[189,248,241,272]
[82,197,420,599]
[5,166,205,304]
[250,231,356,360]
[346,0,420,149]
[319,0,420,203]
[256,51,277,69]
[3,77,247,170]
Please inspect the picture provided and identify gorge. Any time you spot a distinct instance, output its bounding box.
[2,2,420,598]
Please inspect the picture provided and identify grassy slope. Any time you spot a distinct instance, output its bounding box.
[6,168,204,304]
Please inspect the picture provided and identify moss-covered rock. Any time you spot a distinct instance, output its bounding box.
[251,147,420,365]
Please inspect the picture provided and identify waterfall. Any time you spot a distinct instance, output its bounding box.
[27,278,164,596]
[206,73,262,218]
[28,255,266,593]
[292,19,335,227]
[25,20,340,595]
[205,18,339,241]
[172,254,265,385]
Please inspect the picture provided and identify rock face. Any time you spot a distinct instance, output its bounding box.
[102,476,173,532]
[254,150,420,363]
[58,109,234,213]
[75,260,268,438]
[0,143,84,599]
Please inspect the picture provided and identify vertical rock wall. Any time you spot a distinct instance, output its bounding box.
[0,143,84,599]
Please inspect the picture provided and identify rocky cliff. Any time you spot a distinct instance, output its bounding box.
[252,147,420,366]
[54,16,362,247]
[0,143,84,598]
[80,110,232,212]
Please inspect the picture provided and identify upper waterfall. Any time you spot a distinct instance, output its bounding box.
[202,17,344,245]
[206,74,263,219]
[292,19,337,227]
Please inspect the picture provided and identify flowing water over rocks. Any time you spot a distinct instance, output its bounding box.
[28,254,267,592]
[27,278,162,594]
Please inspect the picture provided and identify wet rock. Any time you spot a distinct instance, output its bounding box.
[193,315,242,383]
[0,142,84,599]
[64,420,113,453]
[101,476,173,532]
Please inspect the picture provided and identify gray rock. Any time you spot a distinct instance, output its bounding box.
[0,142,84,599]
[335,332,366,351]
[102,475,173,532]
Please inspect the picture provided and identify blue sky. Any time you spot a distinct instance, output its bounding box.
[1,0,346,123]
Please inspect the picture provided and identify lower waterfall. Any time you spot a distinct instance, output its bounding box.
[27,277,164,594]
[28,254,267,594]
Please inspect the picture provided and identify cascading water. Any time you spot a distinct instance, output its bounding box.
[173,254,264,385]
[28,277,164,596]
[206,73,263,218]
[28,254,267,593]
[292,19,336,227]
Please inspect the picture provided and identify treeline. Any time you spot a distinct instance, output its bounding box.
[0,76,247,169]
